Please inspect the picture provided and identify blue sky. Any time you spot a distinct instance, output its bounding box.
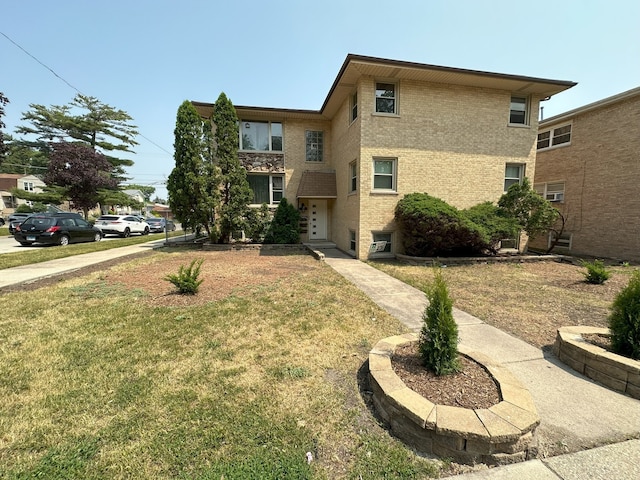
[2,0,639,200]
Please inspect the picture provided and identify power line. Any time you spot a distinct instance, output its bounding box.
[0,30,172,156]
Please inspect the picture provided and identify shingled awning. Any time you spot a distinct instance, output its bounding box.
[296,171,337,198]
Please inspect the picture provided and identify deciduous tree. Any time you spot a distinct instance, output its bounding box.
[44,142,117,218]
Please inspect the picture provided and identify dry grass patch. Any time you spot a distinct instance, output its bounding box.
[371,260,636,348]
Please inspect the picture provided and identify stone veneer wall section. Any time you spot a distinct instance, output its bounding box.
[369,334,540,465]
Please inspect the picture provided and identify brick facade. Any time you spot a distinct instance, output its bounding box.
[531,87,640,262]
[193,55,574,259]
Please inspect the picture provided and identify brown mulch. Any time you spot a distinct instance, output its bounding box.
[582,333,613,351]
[392,342,501,409]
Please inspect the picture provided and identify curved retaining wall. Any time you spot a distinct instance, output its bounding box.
[554,326,640,399]
[369,334,539,465]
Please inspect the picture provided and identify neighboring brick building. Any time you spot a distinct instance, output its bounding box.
[531,87,640,262]
[194,54,575,259]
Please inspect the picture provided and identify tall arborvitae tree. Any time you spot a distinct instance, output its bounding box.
[0,92,9,163]
[16,94,138,180]
[167,100,218,236]
[213,92,252,243]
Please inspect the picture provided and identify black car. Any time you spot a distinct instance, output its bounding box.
[13,213,102,246]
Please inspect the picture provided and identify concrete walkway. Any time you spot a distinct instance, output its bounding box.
[321,248,640,479]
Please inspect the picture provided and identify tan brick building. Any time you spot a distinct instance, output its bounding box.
[194,55,574,259]
[531,87,640,262]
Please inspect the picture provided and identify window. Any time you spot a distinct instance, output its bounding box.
[549,231,572,249]
[23,181,34,191]
[349,161,357,193]
[247,174,284,204]
[504,164,524,191]
[537,124,572,150]
[534,182,565,202]
[373,158,396,191]
[350,91,358,122]
[509,96,528,125]
[240,121,283,151]
[349,230,356,251]
[305,130,323,162]
[371,232,392,254]
[375,82,397,114]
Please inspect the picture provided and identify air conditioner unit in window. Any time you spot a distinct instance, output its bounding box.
[546,192,564,202]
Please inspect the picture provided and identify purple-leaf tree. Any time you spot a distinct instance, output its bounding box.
[45,141,117,218]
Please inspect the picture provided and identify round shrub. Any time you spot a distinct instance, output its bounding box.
[609,270,640,360]
[394,193,490,257]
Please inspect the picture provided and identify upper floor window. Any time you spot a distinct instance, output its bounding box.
[509,96,529,125]
[305,130,324,162]
[240,121,282,151]
[504,163,525,191]
[375,82,397,114]
[247,174,284,205]
[23,181,34,191]
[350,91,358,122]
[373,158,397,191]
[537,124,572,150]
[349,160,357,193]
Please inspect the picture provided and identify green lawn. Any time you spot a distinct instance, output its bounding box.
[0,250,441,479]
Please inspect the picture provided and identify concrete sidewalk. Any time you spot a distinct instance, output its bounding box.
[321,248,640,479]
[0,236,191,290]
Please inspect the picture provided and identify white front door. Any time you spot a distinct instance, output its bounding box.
[309,200,327,240]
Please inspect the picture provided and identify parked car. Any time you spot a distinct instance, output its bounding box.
[8,212,33,235]
[94,215,150,237]
[0,217,5,227]
[13,213,101,246]
[145,217,176,233]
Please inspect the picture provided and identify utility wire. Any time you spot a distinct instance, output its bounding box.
[0,30,172,156]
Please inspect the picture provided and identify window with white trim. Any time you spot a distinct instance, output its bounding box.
[504,163,525,191]
[23,181,34,191]
[350,91,358,122]
[509,96,529,125]
[373,158,397,191]
[305,130,323,162]
[371,232,393,254]
[349,230,356,251]
[549,231,572,249]
[247,174,284,205]
[537,124,572,150]
[534,181,565,202]
[240,121,283,151]
[375,82,397,114]
[349,160,357,193]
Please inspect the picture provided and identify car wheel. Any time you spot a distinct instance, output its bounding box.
[143,227,149,236]
[93,232,102,242]
[122,228,131,238]
[19,242,33,246]
[59,235,70,246]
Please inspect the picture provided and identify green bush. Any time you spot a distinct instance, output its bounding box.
[164,259,204,295]
[419,269,460,375]
[462,202,520,253]
[264,198,300,244]
[609,271,640,360]
[581,259,611,284]
[245,203,272,242]
[394,193,490,257]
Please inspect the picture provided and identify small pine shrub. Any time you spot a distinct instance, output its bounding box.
[581,259,611,284]
[164,259,204,295]
[264,198,300,244]
[609,270,640,360]
[419,269,460,375]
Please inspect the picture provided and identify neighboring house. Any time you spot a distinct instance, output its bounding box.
[193,54,575,259]
[531,86,640,262]
[0,173,47,216]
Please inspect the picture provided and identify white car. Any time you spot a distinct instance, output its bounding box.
[94,215,150,237]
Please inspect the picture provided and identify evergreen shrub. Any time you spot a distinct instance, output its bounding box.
[264,198,300,244]
[609,270,640,360]
[419,269,460,375]
[164,259,204,295]
[581,259,611,284]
